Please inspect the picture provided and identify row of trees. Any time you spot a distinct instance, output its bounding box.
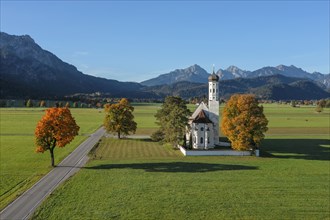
[150,94,268,151]
[35,94,268,166]
[35,98,137,166]
[26,100,90,108]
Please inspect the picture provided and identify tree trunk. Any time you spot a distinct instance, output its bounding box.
[50,146,55,167]
[118,131,121,139]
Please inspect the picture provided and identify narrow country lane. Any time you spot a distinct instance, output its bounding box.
[0,127,105,220]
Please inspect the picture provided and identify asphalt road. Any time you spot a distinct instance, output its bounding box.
[0,127,105,220]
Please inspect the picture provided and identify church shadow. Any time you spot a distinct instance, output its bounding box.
[85,162,258,173]
[261,138,330,161]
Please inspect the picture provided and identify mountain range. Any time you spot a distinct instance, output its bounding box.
[143,74,329,100]
[1,32,329,100]
[0,32,149,99]
[141,64,330,89]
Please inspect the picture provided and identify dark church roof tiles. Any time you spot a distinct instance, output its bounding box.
[192,110,213,123]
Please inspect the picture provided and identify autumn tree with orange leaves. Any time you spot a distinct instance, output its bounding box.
[104,98,137,139]
[221,94,268,151]
[35,107,80,167]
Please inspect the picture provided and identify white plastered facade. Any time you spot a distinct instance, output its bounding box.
[186,73,220,149]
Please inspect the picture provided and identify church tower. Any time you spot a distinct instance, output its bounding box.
[208,66,220,145]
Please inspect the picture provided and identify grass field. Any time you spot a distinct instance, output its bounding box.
[31,104,330,219]
[0,108,104,209]
[132,103,161,135]
[0,104,162,209]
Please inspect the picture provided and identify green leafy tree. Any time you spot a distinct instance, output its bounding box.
[104,98,137,139]
[221,94,268,151]
[0,100,7,107]
[39,100,46,107]
[315,105,323,113]
[290,100,297,107]
[315,99,328,112]
[317,99,326,108]
[154,96,191,146]
[325,99,330,108]
[151,130,165,142]
[26,99,33,107]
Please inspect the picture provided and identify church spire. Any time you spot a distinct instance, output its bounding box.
[212,64,215,74]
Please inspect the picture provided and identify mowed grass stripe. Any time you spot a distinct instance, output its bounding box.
[93,138,181,160]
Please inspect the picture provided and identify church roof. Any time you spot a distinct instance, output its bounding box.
[190,102,208,119]
[192,110,213,124]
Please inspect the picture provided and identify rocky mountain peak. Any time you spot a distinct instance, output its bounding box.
[186,64,203,72]
[0,32,36,48]
[276,64,301,71]
[226,65,241,73]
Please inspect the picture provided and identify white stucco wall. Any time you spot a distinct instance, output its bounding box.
[192,123,214,149]
[179,146,253,156]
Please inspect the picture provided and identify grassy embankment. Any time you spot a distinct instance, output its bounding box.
[31,104,330,219]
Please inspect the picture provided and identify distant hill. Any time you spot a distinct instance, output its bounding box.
[142,64,330,89]
[143,74,330,100]
[0,32,149,99]
[140,64,209,86]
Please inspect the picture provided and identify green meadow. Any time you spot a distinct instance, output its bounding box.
[0,104,162,209]
[0,108,104,209]
[31,104,329,219]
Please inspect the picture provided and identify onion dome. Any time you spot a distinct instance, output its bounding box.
[208,73,219,82]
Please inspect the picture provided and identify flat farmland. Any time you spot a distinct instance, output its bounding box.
[0,104,161,209]
[31,104,330,219]
[0,108,104,209]
[132,103,161,135]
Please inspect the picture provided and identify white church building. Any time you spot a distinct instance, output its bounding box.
[186,70,220,150]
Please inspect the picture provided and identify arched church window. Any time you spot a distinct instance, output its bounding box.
[200,137,203,144]
[201,127,204,131]
[213,88,215,93]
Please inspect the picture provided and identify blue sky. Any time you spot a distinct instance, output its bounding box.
[1,1,329,82]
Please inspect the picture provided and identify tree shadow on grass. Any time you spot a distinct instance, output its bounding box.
[85,162,258,173]
[261,139,330,161]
